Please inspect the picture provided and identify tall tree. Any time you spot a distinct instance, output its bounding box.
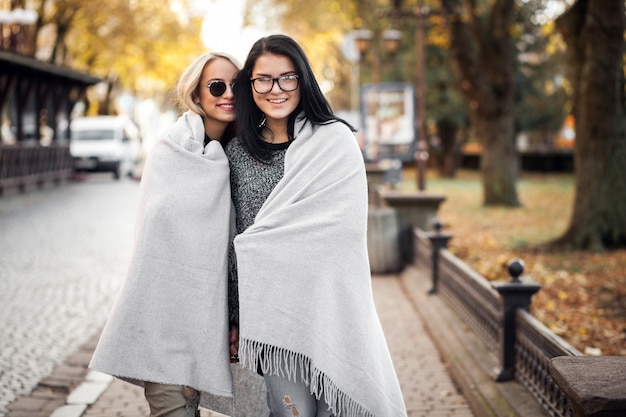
[440,0,520,206]
[554,0,626,250]
[31,0,206,113]
[46,0,82,65]
[513,1,570,145]
[425,46,467,178]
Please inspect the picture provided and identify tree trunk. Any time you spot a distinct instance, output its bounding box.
[441,0,520,206]
[473,106,519,206]
[555,0,626,250]
[435,118,459,178]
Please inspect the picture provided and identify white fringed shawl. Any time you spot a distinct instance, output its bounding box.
[234,118,407,417]
[89,111,234,405]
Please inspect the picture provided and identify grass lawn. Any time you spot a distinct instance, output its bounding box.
[395,168,626,356]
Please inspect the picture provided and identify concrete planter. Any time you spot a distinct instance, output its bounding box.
[365,163,387,207]
[367,208,402,274]
[378,189,446,263]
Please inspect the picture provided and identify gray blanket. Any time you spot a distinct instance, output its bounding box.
[235,117,407,416]
[89,111,236,411]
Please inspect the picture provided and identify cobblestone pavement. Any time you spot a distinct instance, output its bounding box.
[76,274,475,417]
[372,275,474,416]
[1,176,477,417]
[0,175,140,417]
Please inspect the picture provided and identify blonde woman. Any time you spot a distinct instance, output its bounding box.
[90,52,240,417]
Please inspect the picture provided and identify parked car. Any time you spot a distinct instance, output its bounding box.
[70,116,142,179]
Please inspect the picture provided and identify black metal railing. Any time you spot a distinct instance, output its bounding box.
[0,144,73,194]
[516,311,580,417]
[440,248,502,354]
[414,226,582,417]
[417,230,501,353]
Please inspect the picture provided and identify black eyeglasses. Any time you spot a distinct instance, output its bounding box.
[250,75,299,94]
[206,80,235,97]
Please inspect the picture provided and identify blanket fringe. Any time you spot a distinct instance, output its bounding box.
[239,338,375,417]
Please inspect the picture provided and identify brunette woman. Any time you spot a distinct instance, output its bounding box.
[227,35,407,417]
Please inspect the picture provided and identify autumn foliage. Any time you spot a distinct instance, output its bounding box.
[404,169,626,356]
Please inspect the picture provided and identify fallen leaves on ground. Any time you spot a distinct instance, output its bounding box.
[400,169,626,356]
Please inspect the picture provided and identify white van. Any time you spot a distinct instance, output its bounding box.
[70,116,142,179]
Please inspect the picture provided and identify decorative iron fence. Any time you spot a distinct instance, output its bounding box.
[516,311,580,417]
[414,228,582,417]
[440,249,502,354]
[0,144,73,194]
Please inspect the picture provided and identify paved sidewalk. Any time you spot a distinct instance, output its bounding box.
[8,268,475,417]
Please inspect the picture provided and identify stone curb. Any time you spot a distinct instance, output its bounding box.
[50,371,113,417]
[5,334,108,417]
[399,265,549,417]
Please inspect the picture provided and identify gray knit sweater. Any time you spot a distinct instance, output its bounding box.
[225,137,291,325]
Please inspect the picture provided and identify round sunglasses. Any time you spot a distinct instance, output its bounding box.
[206,80,235,97]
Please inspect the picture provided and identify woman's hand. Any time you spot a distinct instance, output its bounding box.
[229,323,239,362]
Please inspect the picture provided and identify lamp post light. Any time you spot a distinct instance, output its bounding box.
[346,29,373,114]
[382,29,402,56]
[414,4,428,191]
[354,29,373,59]
[0,8,38,54]
[353,28,401,84]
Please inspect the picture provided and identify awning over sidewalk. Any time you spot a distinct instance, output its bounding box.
[0,49,100,143]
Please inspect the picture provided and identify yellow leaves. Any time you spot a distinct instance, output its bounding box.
[426,15,449,49]
[420,167,626,356]
[549,323,567,336]
[485,236,499,249]
[540,21,556,37]
[329,0,342,13]
[544,21,567,55]
[60,0,206,94]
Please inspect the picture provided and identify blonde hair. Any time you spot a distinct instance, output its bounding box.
[176,52,241,118]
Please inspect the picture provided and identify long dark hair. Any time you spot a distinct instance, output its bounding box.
[234,34,354,160]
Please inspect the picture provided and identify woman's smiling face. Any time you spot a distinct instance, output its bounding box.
[198,57,238,124]
[251,53,301,128]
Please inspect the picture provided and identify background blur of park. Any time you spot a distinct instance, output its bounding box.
[1,0,624,356]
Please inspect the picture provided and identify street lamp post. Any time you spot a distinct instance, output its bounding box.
[414,4,428,191]
[354,28,401,84]
[355,0,430,191]
[353,28,403,163]
[353,29,373,114]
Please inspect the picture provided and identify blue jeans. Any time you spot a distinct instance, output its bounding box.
[264,373,333,417]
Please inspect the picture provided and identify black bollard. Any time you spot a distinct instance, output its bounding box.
[424,219,452,294]
[492,259,541,382]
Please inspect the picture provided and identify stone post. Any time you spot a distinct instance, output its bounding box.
[424,219,452,294]
[492,259,541,382]
[365,163,387,207]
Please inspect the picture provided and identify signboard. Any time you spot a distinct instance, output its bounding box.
[359,82,417,162]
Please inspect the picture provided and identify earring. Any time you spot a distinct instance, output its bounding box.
[258,115,266,129]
